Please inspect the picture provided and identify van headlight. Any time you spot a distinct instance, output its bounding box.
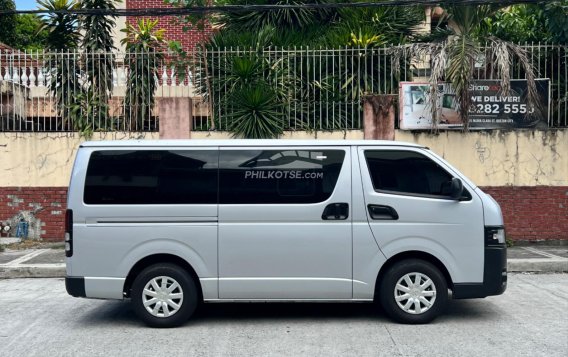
[485,227,506,245]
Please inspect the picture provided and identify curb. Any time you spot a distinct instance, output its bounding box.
[0,265,66,279]
[507,259,568,273]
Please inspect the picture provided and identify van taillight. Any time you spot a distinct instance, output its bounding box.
[65,209,73,257]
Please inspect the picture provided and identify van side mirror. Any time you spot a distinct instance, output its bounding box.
[449,178,463,200]
[442,178,464,200]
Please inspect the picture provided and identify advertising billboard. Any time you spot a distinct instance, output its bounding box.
[399,79,550,130]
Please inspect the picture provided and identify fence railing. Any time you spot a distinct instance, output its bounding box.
[0,44,566,133]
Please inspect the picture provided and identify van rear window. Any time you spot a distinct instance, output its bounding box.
[84,150,218,204]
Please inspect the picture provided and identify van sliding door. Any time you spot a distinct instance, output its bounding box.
[218,147,352,300]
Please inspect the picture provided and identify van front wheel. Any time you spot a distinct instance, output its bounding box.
[379,259,448,324]
[131,263,198,328]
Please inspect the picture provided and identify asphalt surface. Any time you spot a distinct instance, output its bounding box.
[0,274,566,357]
[0,242,567,278]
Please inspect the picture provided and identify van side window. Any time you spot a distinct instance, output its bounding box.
[84,150,218,204]
[364,150,463,198]
[219,149,345,204]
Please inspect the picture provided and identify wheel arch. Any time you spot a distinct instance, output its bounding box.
[374,250,454,299]
[123,254,203,302]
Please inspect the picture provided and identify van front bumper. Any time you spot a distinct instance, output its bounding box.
[65,276,86,297]
[452,244,507,299]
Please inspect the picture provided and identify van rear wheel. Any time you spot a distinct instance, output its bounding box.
[379,259,448,324]
[131,263,198,328]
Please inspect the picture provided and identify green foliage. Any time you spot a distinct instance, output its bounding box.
[164,0,210,30]
[482,5,547,43]
[39,0,82,133]
[194,48,288,138]
[348,30,384,48]
[69,89,114,137]
[506,237,514,248]
[38,0,121,137]
[482,2,568,44]
[397,4,541,130]
[167,0,424,48]
[12,15,50,51]
[0,0,16,46]
[121,19,166,131]
[323,5,424,47]
[220,0,325,34]
[182,1,424,135]
[542,1,568,44]
[81,0,118,52]
[81,0,119,129]
[38,0,81,50]
[226,85,285,138]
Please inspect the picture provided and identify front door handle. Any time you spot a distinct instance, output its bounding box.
[368,205,399,220]
[322,203,349,220]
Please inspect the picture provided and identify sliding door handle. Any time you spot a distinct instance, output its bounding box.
[322,203,349,220]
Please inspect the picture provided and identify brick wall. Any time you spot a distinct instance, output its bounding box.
[0,187,67,242]
[1,186,566,242]
[481,186,568,242]
[125,0,214,50]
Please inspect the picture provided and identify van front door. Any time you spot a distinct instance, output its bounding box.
[358,147,485,284]
[218,147,352,299]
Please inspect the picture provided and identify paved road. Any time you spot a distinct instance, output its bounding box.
[0,274,567,357]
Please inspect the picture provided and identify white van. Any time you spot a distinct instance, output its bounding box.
[65,140,507,327]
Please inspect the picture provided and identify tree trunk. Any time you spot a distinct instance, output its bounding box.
[363,94,396,140]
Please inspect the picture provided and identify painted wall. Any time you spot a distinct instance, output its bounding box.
[1,130,566,187]
[0,130,566,241]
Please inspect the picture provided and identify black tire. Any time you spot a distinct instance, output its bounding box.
[379,259,448,324]
[131,263,198,328]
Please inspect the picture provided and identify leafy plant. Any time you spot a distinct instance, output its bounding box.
[38,0,120,137]
[38,0,82,131]
[38,0,81,51]
[482,1,568,44]
[193,47,289,137]
[0,0,17,47]
[80,0,119,132]
[226,84,285,138]
[392,5,540,130]
[220,0,325,34]
[541,1,568,44]
[12,14,50,51]
[121,19,166,131]
[182,0,424,134]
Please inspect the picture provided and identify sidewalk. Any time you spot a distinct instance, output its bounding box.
[0,240,567,279]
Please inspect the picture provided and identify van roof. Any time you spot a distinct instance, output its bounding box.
[80,139,426,148]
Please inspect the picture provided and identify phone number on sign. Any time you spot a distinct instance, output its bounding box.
[471,104,535,115]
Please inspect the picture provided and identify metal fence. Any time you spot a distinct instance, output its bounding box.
[0,44,566,133]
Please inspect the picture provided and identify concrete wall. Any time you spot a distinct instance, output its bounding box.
[0,129,566,241]
[1,130,565,188]
[396,130,568,187]
[0,132,158,187]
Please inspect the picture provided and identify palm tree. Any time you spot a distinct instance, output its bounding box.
[215,0,424,47]
[120,19,166,131]
[392,5,540,130]
[80,0,119,128]
[38,0,82,130]
[192,1,425,136]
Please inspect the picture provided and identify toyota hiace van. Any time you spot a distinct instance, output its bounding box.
[65,140,507,327]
